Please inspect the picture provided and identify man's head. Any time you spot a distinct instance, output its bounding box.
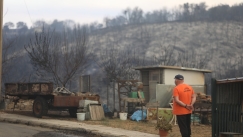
[174,74,184,85]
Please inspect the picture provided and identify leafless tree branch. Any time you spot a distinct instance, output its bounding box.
[25,25,92,87]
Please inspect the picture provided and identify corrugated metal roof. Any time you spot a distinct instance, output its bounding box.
[133,65,212,73]
[216,77,243,84]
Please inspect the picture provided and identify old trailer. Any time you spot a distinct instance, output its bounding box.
[5,82,99,118]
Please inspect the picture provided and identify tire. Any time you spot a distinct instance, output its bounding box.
[68,108,77,118]
[33,97,48,118]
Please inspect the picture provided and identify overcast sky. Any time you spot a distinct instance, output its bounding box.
[3,0,243,27]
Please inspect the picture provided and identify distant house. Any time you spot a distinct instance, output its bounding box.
[134,65,212,107]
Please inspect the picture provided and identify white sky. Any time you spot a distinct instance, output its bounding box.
[3,0,243,27]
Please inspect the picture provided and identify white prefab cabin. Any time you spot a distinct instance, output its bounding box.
[134,65,212,107]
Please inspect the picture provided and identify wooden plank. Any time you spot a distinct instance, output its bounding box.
[89,104,104,120]
[219,132,242,137]
[98,105,105,119]
[96,106,100,120]
[146,102,159,107]
[89,104,93,120]
[90,105,94,120]
[94,106,98,120]
[94,106,99,120]
[121,98,145,103]
[93,106,97,120]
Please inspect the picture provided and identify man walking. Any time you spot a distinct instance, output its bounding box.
[172,74,196,137]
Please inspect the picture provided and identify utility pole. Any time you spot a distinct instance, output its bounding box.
[0,0,3,102]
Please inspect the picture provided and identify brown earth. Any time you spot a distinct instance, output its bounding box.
[2,99,212,137]
[1,109,211,137]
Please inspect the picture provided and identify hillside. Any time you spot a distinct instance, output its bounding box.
[3,21,243,103]
[90,21,243,78]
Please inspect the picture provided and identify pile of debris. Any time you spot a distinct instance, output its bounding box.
[52,87,98,97]
[193,92,212,113]
[193,92,212,125]
[196,92,211,104]
[5,96,33,111]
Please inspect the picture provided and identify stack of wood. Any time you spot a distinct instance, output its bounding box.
[75,92,98,97]
[196,92,211,103]
[5,99,33,111]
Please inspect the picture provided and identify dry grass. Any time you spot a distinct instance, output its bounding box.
[83,118,157,134]
[2,110,212,137]
[82,118,211,137]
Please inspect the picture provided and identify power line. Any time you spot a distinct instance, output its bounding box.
[3,8,8,17]
[23,0,33,25]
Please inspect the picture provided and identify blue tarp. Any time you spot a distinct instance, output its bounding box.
[103,104,111,113]
[130,110,147,122]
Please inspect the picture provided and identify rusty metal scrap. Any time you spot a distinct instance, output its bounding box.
[53,95,100,107]
[5,82,100,108]
[53,87,72,95]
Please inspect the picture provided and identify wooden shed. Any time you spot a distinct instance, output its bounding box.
[134,65,212,107]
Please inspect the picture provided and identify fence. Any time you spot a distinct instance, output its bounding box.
[212,78,243,137]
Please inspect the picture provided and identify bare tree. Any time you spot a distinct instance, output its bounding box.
[96,44,144,111]
[153,43,176,66]
[103,17,111,28]
[3,22,15,30]
[122,7,144,25]
[215,56,243,79]
[2,34,21,83]
[177,48,212,69]
[123,8,131,24]
[25,25,92,87]
[96,46,142,81]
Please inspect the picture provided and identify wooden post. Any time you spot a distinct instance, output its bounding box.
[0,0,3,102]
[107,79,109,106]
[113,80,115,111]
[118,83,121,111]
